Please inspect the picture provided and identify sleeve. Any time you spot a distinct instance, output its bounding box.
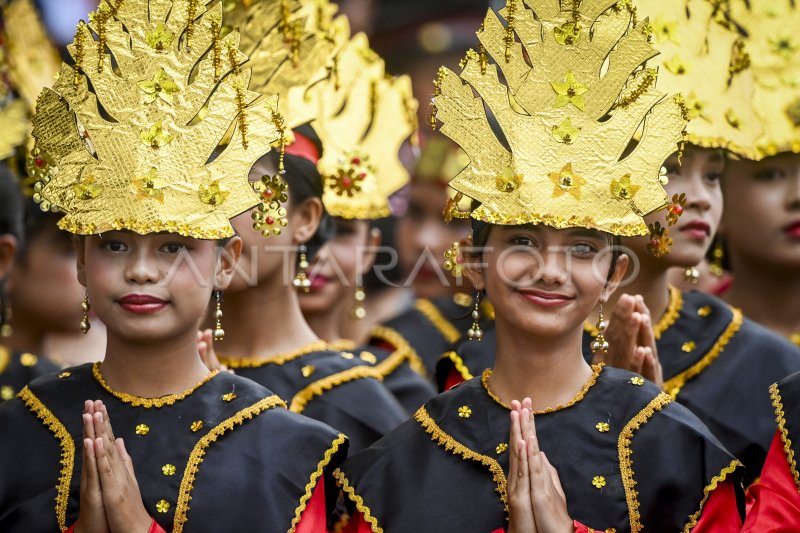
[65,518,166,533]
[692,480,741,532]
[742,431,800,532]
[295,480,328,533]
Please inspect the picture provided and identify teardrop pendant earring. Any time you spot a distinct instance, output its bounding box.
[467,291,484,342]
[213,290,225,342]
[293,244,311,293]
[590,303,609,356]
[81,292,91,334]
[351,285,366,320]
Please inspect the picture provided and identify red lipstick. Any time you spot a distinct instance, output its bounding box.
[117,294,168,314]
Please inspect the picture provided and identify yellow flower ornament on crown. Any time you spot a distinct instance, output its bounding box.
[435,0,689,238]
[31,0,281,239]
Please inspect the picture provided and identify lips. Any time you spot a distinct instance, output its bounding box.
[784,221,800,238]
[308,274,331,291]
[517,288,574,308]
[117,294,169,314]
[679,220,711,240]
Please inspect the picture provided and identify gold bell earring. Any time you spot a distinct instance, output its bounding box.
[710,239,725,278]
[683,266,700,284]
[293,244,311,293]
[81,292,91,334]
[213,290,225,342]
[590,303,609,356]
[467,291,484,342]
[351,285,366,321]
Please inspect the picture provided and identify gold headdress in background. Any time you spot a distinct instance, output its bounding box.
[638,0,761,159]
[31,0,280,239]
[313,34,419,220]
[435,0,688,243]
[730,0,800,156]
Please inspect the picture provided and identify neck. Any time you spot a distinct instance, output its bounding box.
[217,277,320,359]
[724,255,800,337]
[100,327,209,398]
[304,298,346,343]
[489,317,593,412]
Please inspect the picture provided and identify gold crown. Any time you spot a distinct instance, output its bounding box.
[639,0,761,159]
[313,34,418,220]
[730,0,800,156]
[414,134,470,185]
[435,0,688,237]
[31,0,280,239]
[224,0,349,131]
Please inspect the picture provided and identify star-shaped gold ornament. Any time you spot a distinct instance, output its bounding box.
[663,55,690,75]
[549,163,586,200]
[199,180,230,206]
[495,166,523,192]
[551,71,589,110]
[652,17,680,44]
[72,175,103,200]
[610,174,640,200]
[133,168,166,203]
[145,23,175,52]
[552,117,581,144]
[554,21,581,46]
[140,120,174,148]
[138,68,180,104]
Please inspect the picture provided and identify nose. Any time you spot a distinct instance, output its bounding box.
[125,246,161,285]
[536,248,568,286]
[683,169,713,213]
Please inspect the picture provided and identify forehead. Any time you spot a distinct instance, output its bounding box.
[492,224,609,242]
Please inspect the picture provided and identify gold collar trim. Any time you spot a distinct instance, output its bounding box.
[92,363,219,409]
[415,299,461,344]
[370,325,428,377]
[289,366,383,413]
[481,364,603,415]
[217,340,330,369]
[584,286,682,339]
[663,308,743,399]
[769,382,800,494]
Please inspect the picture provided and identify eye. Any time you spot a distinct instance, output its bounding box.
[705,171,722,183]
[510,236,536,248]
[664,163,682,177]
[102,240,128,253]
[754,169,785,182]
[568,243,598,256]
[160,242,188,254]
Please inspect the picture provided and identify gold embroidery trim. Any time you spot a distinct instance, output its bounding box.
[18,386,75,531]
[441,351,474,381]
[92,363,219,409]
[329,339,358,352]
[218,340,330,368]
[583,286,682,339]
[370,325,428,377]
[0,345,10,375]
[415,299,461,344]
[289,433,347,533]
[618,392,673,533]
[481,365,604,415]
[414,405,509,512]
[663,308,743,399]
[769,382,800,493]
[173,394,287,532]
[289,365,384,413]
[334,468,384,533]
[682,459,743,533]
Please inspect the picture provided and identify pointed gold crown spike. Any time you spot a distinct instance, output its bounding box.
[435,0,689,236]
[729,0,800,157]
[638,0,761,160]
[313,34,418,220]
[414,133,470,185]
[31,0,280,239]
[224,0,349,131]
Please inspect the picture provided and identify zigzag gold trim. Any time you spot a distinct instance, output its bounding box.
[414,405,508,512]
[370,325,428,377]
[218,340,330,368]
[770,382,800,493]
[334,468,384,533]
[415,299,461,343]
[173,395,287,532]
[682,459,743,532]
[18,386,75,531]
[441,351,474,382]
[92,363,219,409]
[618,392,673,533]
[289,365,383,413]
[288,433,347,533]
[663,308,743,399]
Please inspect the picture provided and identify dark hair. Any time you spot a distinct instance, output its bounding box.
[471,219,623,283]
[0,163,24,244]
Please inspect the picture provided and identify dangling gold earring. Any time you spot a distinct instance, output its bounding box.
[590,303,609,356]
[351,285,366,321]
[683,266,700,284]
[293,244,311,293]
[467,291,484,342]
[1,297,12,338]
[213,290,225,342]
[710,239,725,278]
[81,292,91,334]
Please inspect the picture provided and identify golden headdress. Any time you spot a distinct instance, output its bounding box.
[31,0,280,239]
[312,34,418,220]
[638,0,761,159]
[729,0,800,156]
[436,0,689,238]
